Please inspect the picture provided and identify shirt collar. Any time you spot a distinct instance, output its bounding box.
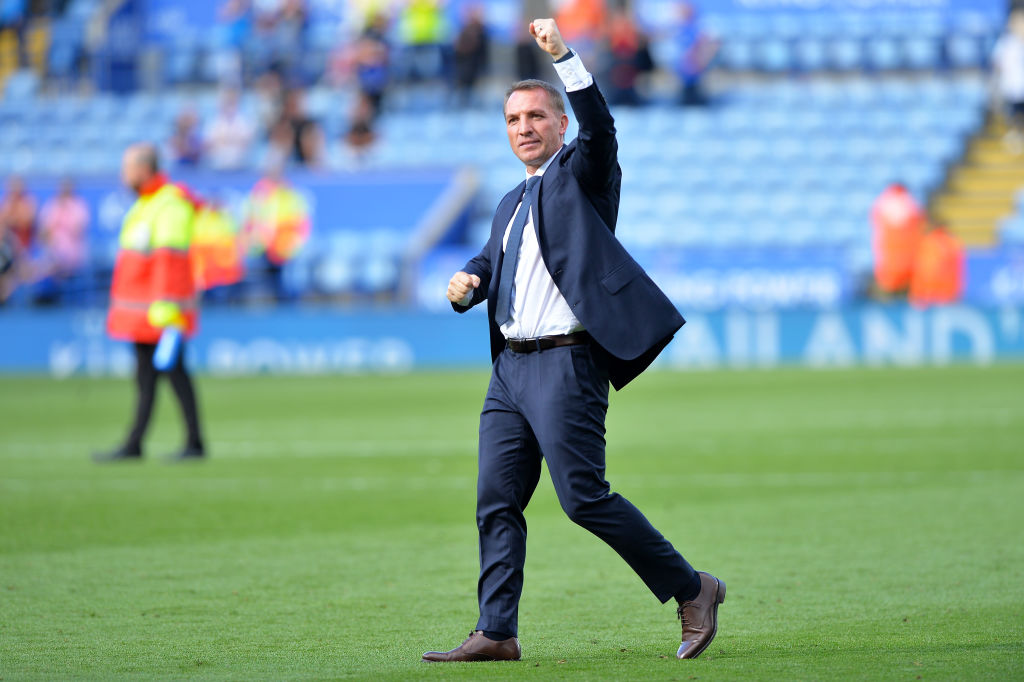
[528,145,564,180]
[138,173,169,197]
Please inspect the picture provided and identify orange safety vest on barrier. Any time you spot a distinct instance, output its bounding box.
[871,184,924,293]
[191,205,244,291]
[107,175,198,343]
[909,228,965,308]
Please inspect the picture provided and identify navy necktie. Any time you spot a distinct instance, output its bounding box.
[494,175,540,327]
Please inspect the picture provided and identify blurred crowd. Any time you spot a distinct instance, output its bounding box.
[156,0,719,173]
[0,168,311,306]
[3,0,1009,311]
[0,0,726,306]
[5,0,720,170]
[0,175,86,304]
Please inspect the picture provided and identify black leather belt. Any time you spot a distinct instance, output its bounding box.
[506,331,590,354]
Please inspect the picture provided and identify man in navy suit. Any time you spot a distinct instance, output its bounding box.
[422,18,725,663]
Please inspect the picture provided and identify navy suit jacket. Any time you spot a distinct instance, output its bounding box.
[454,81,685,390]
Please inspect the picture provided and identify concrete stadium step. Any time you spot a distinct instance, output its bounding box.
[931,193,1014,216]
[938,219,1001,247]
[966,145,1024,165]
[929,112,1019,248]
[948,167,1024,195]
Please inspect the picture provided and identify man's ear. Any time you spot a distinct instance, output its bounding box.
[560,113,569,136]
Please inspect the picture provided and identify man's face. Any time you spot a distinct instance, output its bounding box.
[120,149,147,194]
[505,88,568,173]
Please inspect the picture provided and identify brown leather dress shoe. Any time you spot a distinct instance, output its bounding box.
[422,631,521,662]
[676,571,726,659]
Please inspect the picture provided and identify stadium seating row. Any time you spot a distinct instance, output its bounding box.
[713,34,993,72]
[0,71,985,303]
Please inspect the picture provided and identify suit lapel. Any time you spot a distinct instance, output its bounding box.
[534,144,573,246]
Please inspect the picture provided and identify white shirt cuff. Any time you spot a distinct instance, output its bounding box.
[552,49,594,93]
[456,291,473,307]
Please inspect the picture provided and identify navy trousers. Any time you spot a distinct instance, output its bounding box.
[475,343,697,637]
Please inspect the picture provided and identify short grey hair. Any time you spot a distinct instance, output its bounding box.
[503,79,566,117]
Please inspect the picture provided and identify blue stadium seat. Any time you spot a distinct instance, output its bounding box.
[717,39,757,71]
[359,256,400,293]
[3,70,39,100]
[756,39,793,72]
[866,37,903,71]
[946,34,987,69]
[904,37,942,70]
[830,38,866,71]
[790,37,825,72]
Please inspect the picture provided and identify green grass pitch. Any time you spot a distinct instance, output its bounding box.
[1,365,1022,680]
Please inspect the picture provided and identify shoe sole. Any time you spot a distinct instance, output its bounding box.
[422,654,521,662]
[677,575,726,660]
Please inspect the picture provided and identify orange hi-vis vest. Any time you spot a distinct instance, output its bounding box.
[191,205,244,291]
[909,229,965,308]
[107,176,198,343]
[244,178,310,266]
[871,184,924,293]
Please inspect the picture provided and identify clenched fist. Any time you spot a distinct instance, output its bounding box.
[447,271,481,304]
[529,18,569,60]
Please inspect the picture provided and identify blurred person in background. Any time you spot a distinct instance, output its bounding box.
[254,66,286,133]
[205,88,256,171]
[274,0,308,77]
[243,165,310,301]
[349,12,390,117]
[602,9,654,106]
[992,9,1024,154]
[0,208,18,303]
[0,175,37,253]
[452,4,489,107]
[0,175,36,300]
[675,2,717,106]
[343,93,379,164]
[35,178,88,300]
[514,17,543,80]
[554,0,605,65]
[909,224,965,308]
[268,88,324,167]
[94,144,206,462]
[253,0,308,78]
[191,195,245,296]
[169,108,203,168]
[397,0,448,83]
[213,0,251,87]
[871,182,925,297]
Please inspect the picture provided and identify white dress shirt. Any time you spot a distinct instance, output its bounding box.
[458,50,595,340]
[498,148,582,340]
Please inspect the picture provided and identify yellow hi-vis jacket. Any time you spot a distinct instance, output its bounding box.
[107,175,198,343]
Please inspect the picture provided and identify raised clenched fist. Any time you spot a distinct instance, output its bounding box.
[529,18,569,61]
